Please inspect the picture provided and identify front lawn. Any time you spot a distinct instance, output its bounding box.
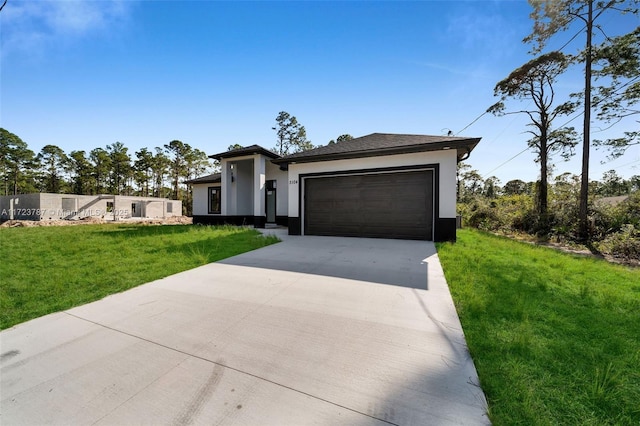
[437,229,640,425]
[0,224,278,330]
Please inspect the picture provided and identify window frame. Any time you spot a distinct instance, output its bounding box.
[208,186,221,214]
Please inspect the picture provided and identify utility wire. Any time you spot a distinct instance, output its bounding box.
[452,26,585,139]
[482,146,531,178]
[481,110,585,178]
[455,19,634,178]
[614,157,640,169]
[455,111,487,136]
[556,26,586,53]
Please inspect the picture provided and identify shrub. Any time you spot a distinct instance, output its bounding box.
[591,192,640,241]
[598,224,640,260]
[459,190,640,257]
[465,198,502,231]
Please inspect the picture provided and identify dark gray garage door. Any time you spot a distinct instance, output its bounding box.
[304,170,433,240]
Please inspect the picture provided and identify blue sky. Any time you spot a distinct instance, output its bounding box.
[2,0,639,184]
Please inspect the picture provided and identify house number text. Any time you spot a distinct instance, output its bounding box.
[289,179,298,185]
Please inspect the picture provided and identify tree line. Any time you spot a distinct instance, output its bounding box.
[489,0,639,241]
[1,111,348,216]
[0,128,212,215]
[458,164,640,260]
[459,164,640,202]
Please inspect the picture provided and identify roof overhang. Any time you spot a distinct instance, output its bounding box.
[210,145,280,161]
[184,173,221,185]
[271,137,480,166]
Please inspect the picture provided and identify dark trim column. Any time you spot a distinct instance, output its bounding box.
[434,218,456,242]
[288,217,301,235]
[254,216,266,228]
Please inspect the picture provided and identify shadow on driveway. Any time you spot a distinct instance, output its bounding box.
[219,235,437,290]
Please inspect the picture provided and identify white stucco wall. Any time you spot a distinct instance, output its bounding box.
[211,154,284,218]
[192,184,214,215]
[287,150,458,219]
[236,160,254,215]
[266,160,289,217]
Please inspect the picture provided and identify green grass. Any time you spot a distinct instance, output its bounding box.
[436,229,640,425]
[0,224,279,330]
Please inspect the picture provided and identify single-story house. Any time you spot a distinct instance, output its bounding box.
[0,193,182,221]
[187,133,480,241]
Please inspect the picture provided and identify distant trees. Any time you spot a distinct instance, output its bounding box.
[134,148,154,197]
[458,166,484,201]
[0,127,215,215]
[163,140,209,213]
[488,52,578,227]
[107,142,132,195]
[90,148,111,194]
[273,111,313,155]
[524,0,640,239]
[165,140,189,201]
[150,148,170,198]
[37,145,69,193]
[0,128,37,196]
[503,179,530,196]
[457,165,640,259]
[68,150,94,195]
[329,134,354,144]
[598,170,633,197]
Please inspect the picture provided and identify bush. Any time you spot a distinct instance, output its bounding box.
[464,198,502,231]
[458,191,640,257]
[598,224,640,260]
[459,195,535,233]
[590,192,640,241]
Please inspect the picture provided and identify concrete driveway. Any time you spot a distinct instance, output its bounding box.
[1,233,489,425]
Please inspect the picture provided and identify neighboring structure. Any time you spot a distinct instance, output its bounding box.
[187,133,480,241]
[595,195,630,206]
[0,193,182,221]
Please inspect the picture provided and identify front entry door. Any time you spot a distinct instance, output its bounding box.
[266,180,276,223]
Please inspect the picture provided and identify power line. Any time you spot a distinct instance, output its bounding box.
[556,110,584,129]
[556,26,586,53]
[452,26,587,139]
[455,111,487,136]
[482,146,531,178]
[615,157,640,169]
[454,17,634,179]
[481,110,585,178]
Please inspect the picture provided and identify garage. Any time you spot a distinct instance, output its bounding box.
[304,170,433,240]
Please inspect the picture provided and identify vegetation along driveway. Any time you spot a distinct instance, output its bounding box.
[1,234,489,425]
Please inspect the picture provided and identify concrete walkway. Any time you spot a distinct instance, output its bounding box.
[1,235,489,425]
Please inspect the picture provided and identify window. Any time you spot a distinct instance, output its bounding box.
[209,187,221,214]
[106,201,114,213]
[131,203,137,214]
[167,203,173,213]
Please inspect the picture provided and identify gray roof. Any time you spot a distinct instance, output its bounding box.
[271,133,481,165]
[210,144,280,161]
[184,173,221,184]
[595,195,630,206]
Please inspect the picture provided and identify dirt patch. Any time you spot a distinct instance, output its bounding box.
[0,216,193,228]
[492,230,639,268]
